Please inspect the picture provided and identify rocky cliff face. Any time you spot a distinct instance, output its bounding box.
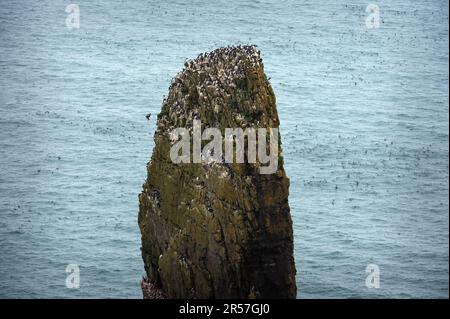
[138,45,296,298]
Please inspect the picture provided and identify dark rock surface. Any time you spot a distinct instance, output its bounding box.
[141,277,166,299]
[138,45,296,298]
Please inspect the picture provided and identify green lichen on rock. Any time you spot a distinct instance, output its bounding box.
[138,45,296,298]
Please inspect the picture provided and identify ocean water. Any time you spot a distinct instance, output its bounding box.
[0,0,448,298]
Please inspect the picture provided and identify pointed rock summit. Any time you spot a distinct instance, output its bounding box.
[138,45,296,298]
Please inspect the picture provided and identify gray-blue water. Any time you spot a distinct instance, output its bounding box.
[0,0,448,298]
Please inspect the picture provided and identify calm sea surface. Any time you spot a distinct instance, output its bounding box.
[0,0,448,298]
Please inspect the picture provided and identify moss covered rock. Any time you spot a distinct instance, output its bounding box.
[138,45,296,298]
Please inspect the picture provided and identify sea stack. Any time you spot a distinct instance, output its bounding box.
[138,45,297,298]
